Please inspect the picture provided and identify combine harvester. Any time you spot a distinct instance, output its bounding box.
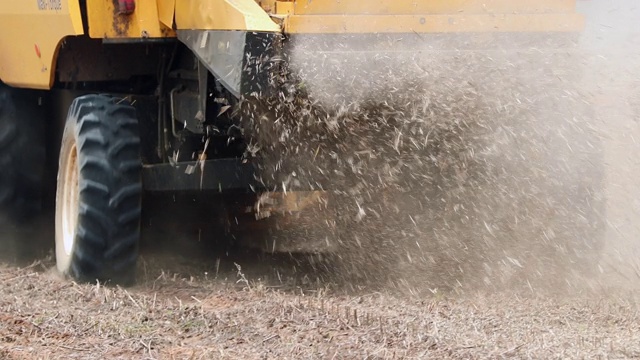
[0,1,590,285]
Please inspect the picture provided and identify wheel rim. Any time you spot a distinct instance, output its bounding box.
[61,143,79,256]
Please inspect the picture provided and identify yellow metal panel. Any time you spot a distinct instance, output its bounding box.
[0,0,83,89]
[175,0,280,32]
[157,0,175,28]
[275,1,294,15]
[292,0,577,15]
[285,13,585,34]
[86,0,175,38]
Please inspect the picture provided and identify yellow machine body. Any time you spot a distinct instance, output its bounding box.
[279,0,584,34]
[0,0,583,89]
[0,1,83,89]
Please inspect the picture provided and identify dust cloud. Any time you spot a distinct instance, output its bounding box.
[0,2,637,299]
[238,1,640,296]
[579,0,640,292]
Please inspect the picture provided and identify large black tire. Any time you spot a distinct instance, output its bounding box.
[0,84,46,222]
[55,95,142,285]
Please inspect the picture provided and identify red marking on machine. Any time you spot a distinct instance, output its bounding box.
[117,0,135,15]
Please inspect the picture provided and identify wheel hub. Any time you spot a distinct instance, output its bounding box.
[61,144,79,256]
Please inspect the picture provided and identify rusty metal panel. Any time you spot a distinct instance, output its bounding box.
[0,0,83,89]
[86,0,174,39]
[256,0,278,14]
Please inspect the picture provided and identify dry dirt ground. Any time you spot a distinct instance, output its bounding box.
[0,207,640,360]
[0,253,640,359]
[0,254,639,359]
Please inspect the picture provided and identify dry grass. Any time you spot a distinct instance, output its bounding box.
[0,259,639,359]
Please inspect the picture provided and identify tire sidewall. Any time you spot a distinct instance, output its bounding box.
[54,95,142,285]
